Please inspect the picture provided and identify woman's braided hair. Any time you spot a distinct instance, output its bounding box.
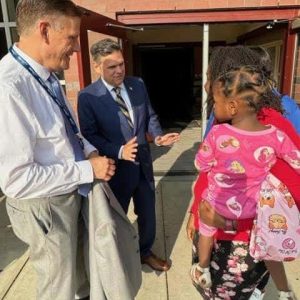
[207,46,283,114]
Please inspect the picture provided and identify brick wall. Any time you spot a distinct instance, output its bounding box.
[65,0,300,105]
[75,0,299,14]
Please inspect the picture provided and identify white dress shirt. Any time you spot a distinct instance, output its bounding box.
[102,78,134,124]
[0,45,95,199]
[101,78,135,159]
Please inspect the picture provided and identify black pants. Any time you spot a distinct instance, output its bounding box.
[192,232,270,300]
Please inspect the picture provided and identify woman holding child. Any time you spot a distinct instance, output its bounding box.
[187,46,300,300]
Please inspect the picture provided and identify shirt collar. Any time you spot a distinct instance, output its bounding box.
[101,78,125,93]
[13,43,51,82]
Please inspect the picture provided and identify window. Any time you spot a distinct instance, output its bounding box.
[0,0,18,59]
[0,2,3,22]
[0,1,66,88]
[0,28,7,58]
[6,0,18,22]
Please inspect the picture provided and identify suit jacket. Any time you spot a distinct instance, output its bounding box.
[78,77,163,183]
[85,181,142,300]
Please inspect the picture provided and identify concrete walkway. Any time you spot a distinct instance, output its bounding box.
[0,121,299,299]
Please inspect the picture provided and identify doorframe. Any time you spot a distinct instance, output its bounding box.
[117,7,300,96]
[116,7,299,25]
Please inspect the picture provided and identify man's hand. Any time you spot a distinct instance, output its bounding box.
[186,213,195,241]
[199,200,226,229]
[87,150,98,159]
[122,136,138,161]
[89,156,116,181]
[155,133,180,146]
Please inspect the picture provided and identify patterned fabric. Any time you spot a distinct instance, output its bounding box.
[195,123,300,237]
[192,232,269,300]
[113,87,134,128]
[250,173,300,261]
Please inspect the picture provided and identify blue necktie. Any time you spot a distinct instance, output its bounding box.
[48,74,91,197]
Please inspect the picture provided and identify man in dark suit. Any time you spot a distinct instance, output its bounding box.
[78,39,179,272]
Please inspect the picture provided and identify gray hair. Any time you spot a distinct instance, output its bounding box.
[90,38,122,62]
[16,0,83,35]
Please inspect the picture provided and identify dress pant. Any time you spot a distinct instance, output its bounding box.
[109,166,156,257]
[6,192,81,300]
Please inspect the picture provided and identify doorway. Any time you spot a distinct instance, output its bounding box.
[136,44,195,128]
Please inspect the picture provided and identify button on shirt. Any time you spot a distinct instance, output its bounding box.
[0,45,95,199]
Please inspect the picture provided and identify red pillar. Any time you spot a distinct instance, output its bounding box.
[281,22,297,96]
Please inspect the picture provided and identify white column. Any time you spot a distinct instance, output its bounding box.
[201,23,209,140]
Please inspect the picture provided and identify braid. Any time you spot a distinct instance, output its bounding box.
[215,65,282,113]
[207,46,283,114]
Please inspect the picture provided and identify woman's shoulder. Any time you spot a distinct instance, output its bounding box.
[259,107,300,148]
[258,107,282,122]
[258,107,292,130]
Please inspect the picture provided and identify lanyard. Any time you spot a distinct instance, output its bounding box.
[9,47,79,135]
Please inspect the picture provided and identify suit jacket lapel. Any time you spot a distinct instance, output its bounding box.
[98,79,134,134]
[101,182,132,224]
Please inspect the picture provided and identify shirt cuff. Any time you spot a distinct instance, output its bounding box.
[83,140,98,158]
[118,145,124,159]
[76,160,94,184]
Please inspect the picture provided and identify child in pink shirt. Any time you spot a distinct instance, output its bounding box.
[192,65,300,300]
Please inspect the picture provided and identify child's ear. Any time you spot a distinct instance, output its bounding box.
[227,99,238,115]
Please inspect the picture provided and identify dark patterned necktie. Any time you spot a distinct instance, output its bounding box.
[113,87,134,128]
[48,74,91,197]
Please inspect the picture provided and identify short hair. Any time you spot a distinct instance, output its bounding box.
[16,0,83,35]
[90,38,122,62]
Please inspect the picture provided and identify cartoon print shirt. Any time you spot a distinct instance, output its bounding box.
[195,123,300,237]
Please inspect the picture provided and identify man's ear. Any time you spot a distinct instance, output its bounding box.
[39,21,50,43]
[93,61,102,75]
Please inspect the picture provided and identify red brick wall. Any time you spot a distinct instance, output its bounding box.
[65,0,300,105]
[75,0,298,13]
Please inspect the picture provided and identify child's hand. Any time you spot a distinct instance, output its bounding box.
[186,213,195,241]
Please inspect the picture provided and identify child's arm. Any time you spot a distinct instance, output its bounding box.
[277,131,300,172]
[194,131,216,172]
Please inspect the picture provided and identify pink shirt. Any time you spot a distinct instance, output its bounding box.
[195,124,300,236]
